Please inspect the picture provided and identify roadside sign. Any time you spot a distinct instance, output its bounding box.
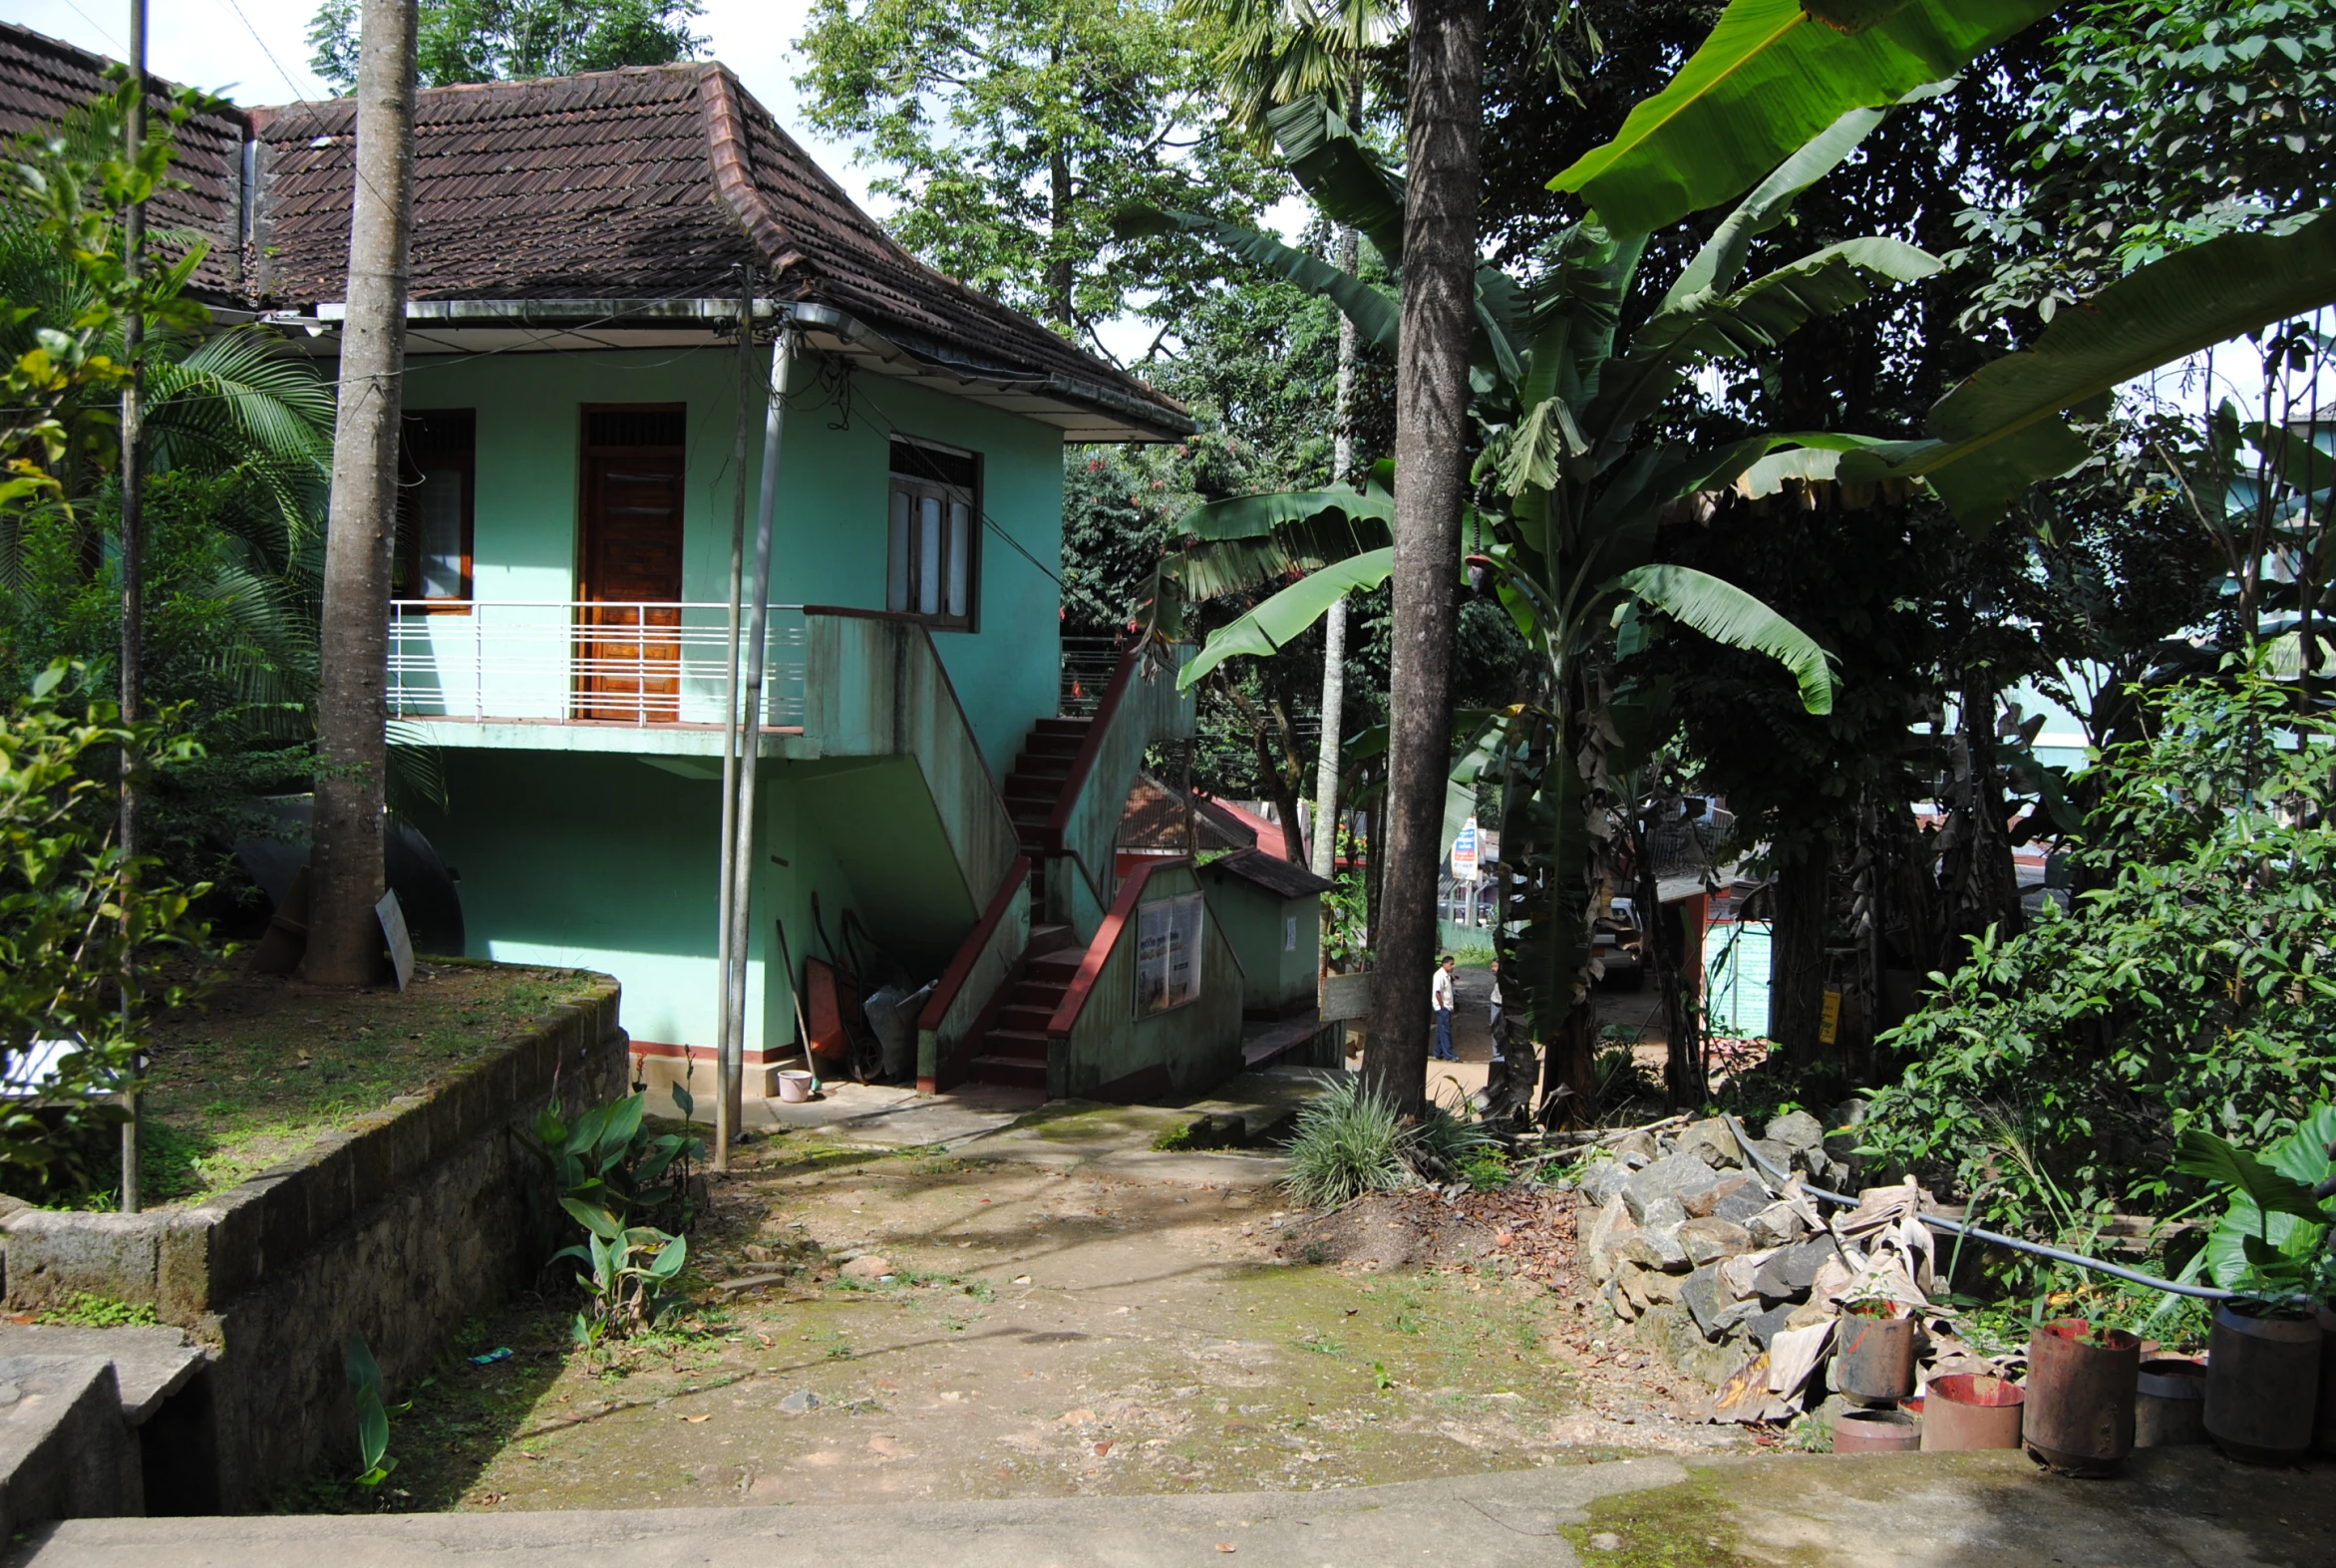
[1451,817,1479,882]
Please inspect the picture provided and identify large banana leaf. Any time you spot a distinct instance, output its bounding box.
[1547,0,2057,235]
[1179,546,1394,690]
[1597,237,1941,435]
[1840,214,2336,522]
[1267,96,1406,265]
[1660,100,1893,309]
[1170,510,1395,600]
[1613,563,1836,714]
[1116,206,1399,353]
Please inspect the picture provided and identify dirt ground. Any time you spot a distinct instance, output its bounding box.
[365,1104,1745,1516]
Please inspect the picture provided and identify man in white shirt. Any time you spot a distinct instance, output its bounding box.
[1431,955,1458,1061]
[1488,959,1503,1064]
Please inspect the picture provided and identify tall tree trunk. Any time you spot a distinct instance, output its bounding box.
[1310,222,1362,885]
[1046,54,1074,334]
[1361,0,1483,1119]
[1768,840,1830,1066]
[306,0,417,986]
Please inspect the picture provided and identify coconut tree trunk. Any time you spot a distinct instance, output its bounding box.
[1360,0,1483,1118]
[305,0,417,986]
[1310,224,1362,885]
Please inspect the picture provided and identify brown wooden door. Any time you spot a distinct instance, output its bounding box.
[576,408,686,722]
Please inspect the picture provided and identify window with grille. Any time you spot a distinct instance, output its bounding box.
[395,410,474,605]
[886,438,978,629]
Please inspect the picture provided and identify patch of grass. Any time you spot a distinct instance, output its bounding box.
[1558,1469,1747,1567]
[131,964,604,1208]
[1151,1119,1198,1151]
[37,1291,161,1328]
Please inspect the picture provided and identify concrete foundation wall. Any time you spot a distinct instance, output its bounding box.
[0,977,629,1509]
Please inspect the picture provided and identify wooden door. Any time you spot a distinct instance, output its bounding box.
[576,407,686,722]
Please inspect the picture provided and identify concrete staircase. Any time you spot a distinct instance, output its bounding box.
[1001,715,1091,913]
[962,922,1081,1091]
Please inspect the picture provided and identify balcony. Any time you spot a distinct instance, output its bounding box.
[388,600,809,756]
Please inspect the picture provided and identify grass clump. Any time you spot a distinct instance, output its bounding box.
[1285,1076,1415,1209]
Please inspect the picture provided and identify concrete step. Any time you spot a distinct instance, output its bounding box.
[0,1354,137,1539]
[996,1004,1055,1034]
[966,1055,1047,1091]
[1032,717,1092,738]
[1002,776,1061,804]
[1026,923,1077,957]
[1011,753,1076,781]
[1029,950,1085,979]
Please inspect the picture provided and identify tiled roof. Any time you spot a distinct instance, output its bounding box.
[0,23,250,303]
[246,63,1180,425]
[1205,846,1333,900]
[0,26,1182,433]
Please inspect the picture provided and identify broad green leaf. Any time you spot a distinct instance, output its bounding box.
[1661,102,1894,309]
[1734,434,1898,496]
[2264,1105,2336,1189]
[670,1081,694,1121]
[344,1333,382,1399]
[2174,1127,2331,1224]
[560,1196,625,1241]
[595,1092,646,1158]
[562,1103,610,1157]
[1266,96,1405,263]
[1548,0,2056,234]
[1601,237,1941,435]
[1613,563,1837,714]
[533,1107,567,1147]
[1840,215,2336,522]
[1174,483,1395,542]
[1118,206,1398,352]
[650,1234,689,1279]
[1178,547,1395,690]
[1445,713,1503,857]
[356,1400,389,1474]
[1497,397,1593,494]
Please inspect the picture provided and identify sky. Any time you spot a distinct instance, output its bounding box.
[5,0,889,215]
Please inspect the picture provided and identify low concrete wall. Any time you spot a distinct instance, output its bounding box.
[0,978,629,1510]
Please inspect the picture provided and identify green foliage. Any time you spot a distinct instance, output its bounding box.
[2174,1107,2336,1311]
[534,1083,704,1345]
[344,1333,396,1486]
[1546,0,2058,235]
[1283,1073,1412,1209]
[308,0,705,93]
[1862,667,2336,1244]
[1960,0,2336,327]
[795,0,1282,337]
[0,664,210,1191]
[36,1291,160,1328]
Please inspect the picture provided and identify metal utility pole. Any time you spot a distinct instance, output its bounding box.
[307,0,418,986]
[118,0,148,1214]
[721,327,793,1155]
[711,271,753,1169]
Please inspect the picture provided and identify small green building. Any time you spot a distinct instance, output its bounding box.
[96,45,1236,1102]
[1199,850,1330,1020]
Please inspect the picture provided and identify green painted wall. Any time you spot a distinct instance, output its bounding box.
[1201,871,1319,1018]
[414,748,972,1057]
[1052,862,1245,1100]
[403,345,1064,774]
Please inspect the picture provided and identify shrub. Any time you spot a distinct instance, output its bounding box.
[1284,1075,1413,1210]
[1862,667,2336,1249]
[1,663,210,1195]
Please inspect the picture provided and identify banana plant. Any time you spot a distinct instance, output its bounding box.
[1130,97,1949,1113]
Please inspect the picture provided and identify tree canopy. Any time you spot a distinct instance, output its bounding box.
[307,0,706,93]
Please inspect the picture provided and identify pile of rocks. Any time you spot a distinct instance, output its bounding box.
[1574,1108,1867,1388]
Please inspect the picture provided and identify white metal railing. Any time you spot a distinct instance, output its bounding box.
[388,601,809,728]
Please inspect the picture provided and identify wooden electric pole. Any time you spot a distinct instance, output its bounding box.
[307,0,418,985]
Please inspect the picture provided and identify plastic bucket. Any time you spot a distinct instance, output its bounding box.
[1833,1409,1921,1453]
[2135,1358,2206,1448]
[777,1069,815,1103]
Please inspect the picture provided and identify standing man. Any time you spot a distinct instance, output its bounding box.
[1488,958,1503,1064]
[1431,954,1458,1062]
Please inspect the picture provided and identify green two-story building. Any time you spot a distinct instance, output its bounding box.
[106,47,1247,1102]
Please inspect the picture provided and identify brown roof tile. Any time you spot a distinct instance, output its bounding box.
[0,22,249,303]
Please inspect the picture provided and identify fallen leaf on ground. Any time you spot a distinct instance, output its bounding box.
[680,1414,710,1423]
[1058,1409,1096,1424]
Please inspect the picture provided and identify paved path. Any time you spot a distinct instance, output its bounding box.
[15,1447,2332,1566]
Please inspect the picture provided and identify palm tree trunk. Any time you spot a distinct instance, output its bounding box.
[1361,0,1483,1118]
[1309,223,1361,884]
[306,0,417,986]
[1769,840,1830,1065]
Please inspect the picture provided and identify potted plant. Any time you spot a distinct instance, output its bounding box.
[1835,1293,1916,1402]
[2173,1116,2333,1464]
[2025,1318,2141,1475]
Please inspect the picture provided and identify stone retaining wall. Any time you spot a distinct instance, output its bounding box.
[0,978,629,1509]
